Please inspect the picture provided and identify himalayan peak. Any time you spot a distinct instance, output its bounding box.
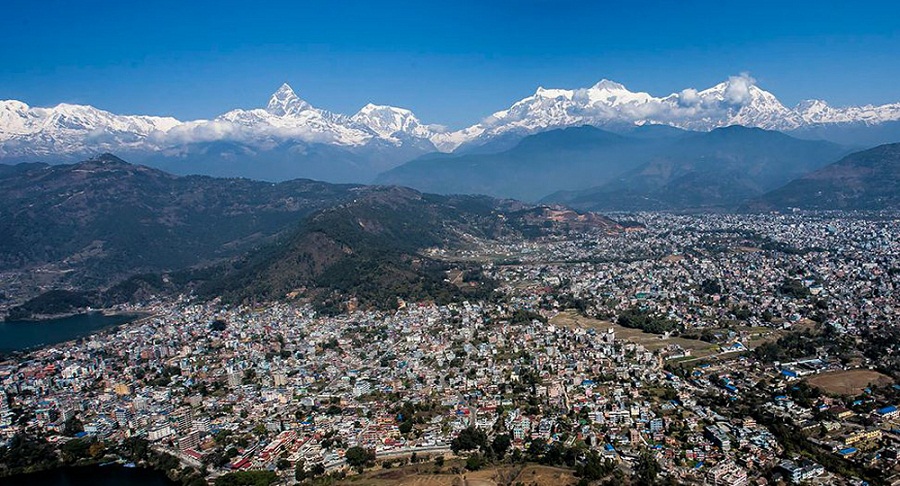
[1,76,900,159]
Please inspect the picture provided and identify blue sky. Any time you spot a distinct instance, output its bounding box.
[1,0,899,129]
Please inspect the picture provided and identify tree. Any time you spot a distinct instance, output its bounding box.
[634,449,660,486]
[61,438,91,463]
[399,420,414,435]
[214,470,278,486]
[345,446,375,470]
[491,434,511,458]
[576,451,615,482]
[310,463,326,477]
[122,436,149,461]
[465,454,486,471]
[294,459,307,482]
[63,416,84,436]
[451,426,488,454]
[526,438,545,460]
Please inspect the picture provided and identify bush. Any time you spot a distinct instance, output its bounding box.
[465,454,486,471]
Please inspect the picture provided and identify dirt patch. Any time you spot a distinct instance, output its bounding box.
[397,475,458,486]
[807,369,893,395]
[510,465,577,486]
[344,464,577,486]
[551,311,718,358]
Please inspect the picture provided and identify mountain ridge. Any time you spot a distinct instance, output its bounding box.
[378,125,850,204]
[0,154,623,317]
[748,142,900,211]
[2,76,900,180]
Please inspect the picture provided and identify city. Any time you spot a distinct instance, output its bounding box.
[1,211,897,485]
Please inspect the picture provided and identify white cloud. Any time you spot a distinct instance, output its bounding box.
[677,88,700,107]
[722,72,756,105]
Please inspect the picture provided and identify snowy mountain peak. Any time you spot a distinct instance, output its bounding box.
[3,74,900,161]
[351,103,437,141]
[356,103,414,117]
[591,79,628,91]
[534,86,573,99]
[796,99,828,110]
[266,83,312,116]
[700,74,766,105]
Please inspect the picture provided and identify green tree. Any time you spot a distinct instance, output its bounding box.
[634,449,660,486]
[465,454,486,471]
[451,426,487,454]
[294,459,307,482]
[491,434,511,458]
[214,470,278,486]
[345,446,375,470]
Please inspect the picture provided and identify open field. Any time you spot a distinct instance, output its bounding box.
[806,369,894,395]
[743,319,818,348]
[550,311,719,358]
[342,462,577,486]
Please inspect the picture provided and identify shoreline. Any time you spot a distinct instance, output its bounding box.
[0,311,154,357]
[3,309,102,323]
[3,308,149,324]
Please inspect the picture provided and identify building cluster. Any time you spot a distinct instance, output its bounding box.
[1,211,899,484]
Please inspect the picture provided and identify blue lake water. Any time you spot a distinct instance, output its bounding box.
[0,312,143,354]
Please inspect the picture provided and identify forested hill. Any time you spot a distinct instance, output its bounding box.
[749,143,900,211]
[1,155,622,318]
[194,186,622,313]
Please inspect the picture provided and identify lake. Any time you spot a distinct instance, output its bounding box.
[1,465,177,486]
[0,312,144,354]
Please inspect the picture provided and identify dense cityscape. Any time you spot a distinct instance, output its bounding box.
[1,211,898,485]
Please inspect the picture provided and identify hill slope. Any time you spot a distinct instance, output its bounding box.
[195,187,622,312]
[376,126,672,201]
[548,126,848,210]
[0,154,360,300]
[0,155,622,317]
[749,143,900,210]
[378,125,848,207]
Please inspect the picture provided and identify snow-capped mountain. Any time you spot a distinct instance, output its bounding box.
[206,83,375,147]
[350,103,440,142]
[795,98,900,125]
[434,74,900,150]
[1,75,899,166]
[0,99,180,158]
[0,83,441,160]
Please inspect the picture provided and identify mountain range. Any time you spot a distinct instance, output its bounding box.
[0,155,621,317]
[378,125,850,205]
[3,75,900,183]
[3,141,899,318]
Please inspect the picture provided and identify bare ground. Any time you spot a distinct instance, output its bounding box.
[807,369,893,395]
[550,311,718,358]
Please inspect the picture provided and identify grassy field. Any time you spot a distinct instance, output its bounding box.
[806,369,894,395]
[550,311,719,358]
[342,462,577,486]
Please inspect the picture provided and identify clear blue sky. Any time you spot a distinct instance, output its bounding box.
[2,0,899,129]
